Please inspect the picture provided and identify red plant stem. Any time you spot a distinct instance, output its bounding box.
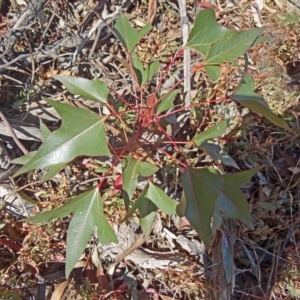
[106,94,230,121]
[108,88,146,121]
[157,97,231,121]
[153,122,188,165]
[154,145,187,168]
[97,126,145,190]
[97,151,125,190]
[136,132,187,167]
[155,48,184,93]
[152,56,198,109]
[108,87,134,109]
[126,51,140,108]
[96,47,233,191]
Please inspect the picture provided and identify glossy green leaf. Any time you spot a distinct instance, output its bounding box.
[200,142,239,169]
[122,155,158,208]
[182,167,222,248]
[125,184,149,220]
[124,185,156,240]
[215,193,241,220]
[12,153,67,181]
[211,168,261,231]
[12,120,65,180]
[186,9,265,80]
[212,208,222,234]
[41,163,67,181]
[231,72,291,131]
[113,14,152,52]
[224,167,261,189]
[181,167,259,249]
[145,182,177,215]
[205,65,220,81]
[131,52,159,86]
[14,100,111,177]
[193,120,229,146]
[124,183,175,240]
[221,168,261,228]
[12,152,66,181]
[40,120,51,142]
[131,52,145,86]
[35,121,66,180]
[253,36,269,46]
[28,188,117,278]
[156,89,180,114]
[11,151,37,165]
[139,197,157,240]
[53,75,109,103]
[205,28,265,65]
[146,60,160,85]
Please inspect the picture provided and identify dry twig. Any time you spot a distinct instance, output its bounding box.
[0,110,28,155]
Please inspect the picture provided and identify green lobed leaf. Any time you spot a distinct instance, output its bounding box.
[139,197,157,240]
[200,142,239,169]
[182,167,259,249]
[53,75,109,103]
[124,183,175,240]
[12,152,67,181]
[231,72,291,131]
[66,204,94,278]
[186,9,265,80]
[145,182,177,215]
[66,189,117,277]
[41,163,68,181]
[224,167,261,187]
[220,167,261,229]
[252,36,269,46]
[123,185,156,240]
[193,120,229,146]
[28,189,93,223]
[39,120,51,142]
[20,120,65,179]
[187,9,225,57]
[131,52,145,86]
[122,155,158,208]
[113,14,152,52]
[139,161,159,177]
[212,208,222,234]
[122,157,139,209]
[215,193,241,220]
[156,89,180,114]
[13,100,111,177]
[182,167,222,248]
[146,61,160,85]
[131,52,159,86]
[11,151,37,165]
[205,28,265,65]
[124,184,149,220]
[211,168,262,231]
[28,188,117,278]
[205,65,220,81]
